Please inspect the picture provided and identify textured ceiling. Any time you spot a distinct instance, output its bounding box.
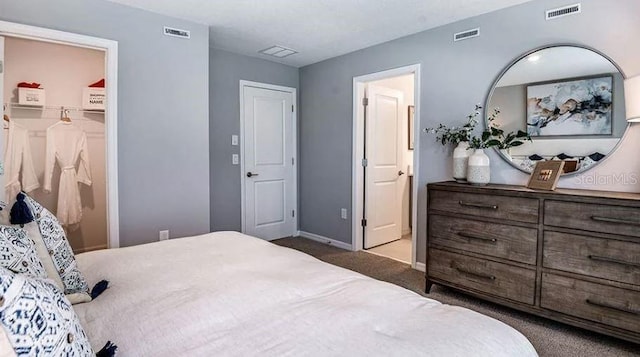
[105,0,534,67]
[497,47,619,87]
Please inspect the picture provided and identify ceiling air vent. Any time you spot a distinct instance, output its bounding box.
[259,45,298,58]
[163,26,190,39]
[453,28,480,42]
[546,3,581,20]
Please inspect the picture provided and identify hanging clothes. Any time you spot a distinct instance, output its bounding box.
[3,120,40,202]
[43,121,92,227]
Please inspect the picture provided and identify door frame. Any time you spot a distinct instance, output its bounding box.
[239,80,298,239]
[352,64,421,270]
[0,20,120,249]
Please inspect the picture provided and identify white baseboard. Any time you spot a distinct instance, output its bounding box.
[74,244,108,254]
[414,262,426,272]
[297,231,353,251]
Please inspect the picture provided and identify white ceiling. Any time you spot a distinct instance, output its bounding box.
[497,47,619,87]
[105,0,533,67]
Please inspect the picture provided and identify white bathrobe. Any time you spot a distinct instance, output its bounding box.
[44,121,92,226]
[3,120,40,203]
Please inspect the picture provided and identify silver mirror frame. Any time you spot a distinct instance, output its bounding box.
[484,44,629,176]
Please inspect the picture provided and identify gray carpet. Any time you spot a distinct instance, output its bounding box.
[273,237,640,357]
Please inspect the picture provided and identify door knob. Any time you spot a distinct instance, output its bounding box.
[246,172,259,178]
[398,170,405,176]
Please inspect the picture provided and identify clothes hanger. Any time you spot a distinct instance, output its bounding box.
[60,107,72,122]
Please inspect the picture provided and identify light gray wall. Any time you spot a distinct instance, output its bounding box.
[491,85,526,133]
[0,0,211,247]
[299,0,640,263]
[209,48,299,231]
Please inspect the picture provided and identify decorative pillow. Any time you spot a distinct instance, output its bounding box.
[0,226,47,279]
[22,195,91,304]
[0,267,94,356]
[579,156,597,171]
[588,152,606,162]
[553,153,574,161]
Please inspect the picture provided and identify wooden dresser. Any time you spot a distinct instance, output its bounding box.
[426,181,640,343]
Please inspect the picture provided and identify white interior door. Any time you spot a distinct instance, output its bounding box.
[0,36,5,207]
[364,84,404,249]
[242,84,296,240]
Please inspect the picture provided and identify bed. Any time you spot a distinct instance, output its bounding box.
[73,231,537,356]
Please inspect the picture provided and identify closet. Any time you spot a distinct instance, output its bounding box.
[1,36,107,253]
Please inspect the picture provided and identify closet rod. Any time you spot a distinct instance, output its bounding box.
[4,103,104,114]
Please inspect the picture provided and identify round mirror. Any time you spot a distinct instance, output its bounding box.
[486,45,628,175]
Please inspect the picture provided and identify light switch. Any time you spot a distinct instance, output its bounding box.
[232,154,239,165]
[232,135,239,146]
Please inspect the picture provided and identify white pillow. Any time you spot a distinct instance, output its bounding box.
[0,266,94,356]
[0,226,47,279]
[21,194,92,304]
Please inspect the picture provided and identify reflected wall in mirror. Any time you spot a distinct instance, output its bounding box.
[486,45,628,175]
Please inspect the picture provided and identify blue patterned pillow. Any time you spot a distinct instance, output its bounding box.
[0,266,94,356]
[22,195,90,300]
[0,226,47,279]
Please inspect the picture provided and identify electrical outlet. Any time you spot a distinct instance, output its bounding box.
[159,230,169,241]
[231,135,239,146]
[232,154,239,165]
[341,208,348,220]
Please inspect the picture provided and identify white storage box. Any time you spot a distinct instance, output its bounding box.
[82,88,106,110]
[18,88,46,106]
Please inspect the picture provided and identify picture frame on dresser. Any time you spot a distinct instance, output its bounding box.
[527,160,564,191]
[426,181,640,344]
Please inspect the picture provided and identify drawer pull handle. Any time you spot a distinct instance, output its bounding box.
[455,267,496,281]
[458,232,498,243]
[588,255,640,268]
[590,216,640,226]
[585,299,640,316]
[458,201,498,210]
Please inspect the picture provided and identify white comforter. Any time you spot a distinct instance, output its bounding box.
[74,232,537,356]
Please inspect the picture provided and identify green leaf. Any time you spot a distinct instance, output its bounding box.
[504,133,515,144]
[485,139,501,148]
[482,131,490,141]
[510,141,524,147]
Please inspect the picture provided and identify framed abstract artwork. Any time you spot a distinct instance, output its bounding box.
[526,75,613,137]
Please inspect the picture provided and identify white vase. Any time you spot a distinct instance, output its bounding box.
[452,141,470,182]
[467,149,490,185]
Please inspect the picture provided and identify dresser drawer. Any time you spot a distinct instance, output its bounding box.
[429,215,537,264]
[428,249,536,304]
[541,273,640,333]
[543,231,640,285]
[545,200,640,238]
[429,190,539,224]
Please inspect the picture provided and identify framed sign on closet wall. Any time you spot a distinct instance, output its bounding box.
[0,20,119,249]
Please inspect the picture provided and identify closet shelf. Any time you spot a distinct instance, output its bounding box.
[5,103,105,114]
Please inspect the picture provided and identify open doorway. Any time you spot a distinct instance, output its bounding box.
[2,36,107,253]
[0,20,119,251]
[352,65,420,268]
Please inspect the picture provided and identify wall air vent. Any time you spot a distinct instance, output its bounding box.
[546,3,581,20]
[163,26,190,39]
[453,28,480,42]
[259,45,298,58]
